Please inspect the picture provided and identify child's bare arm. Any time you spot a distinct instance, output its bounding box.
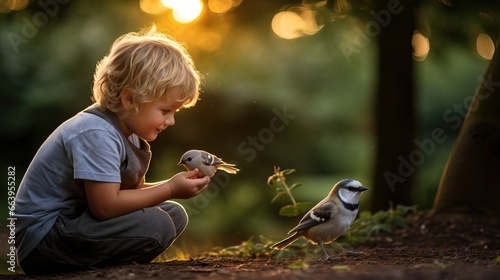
[84,169,210,220]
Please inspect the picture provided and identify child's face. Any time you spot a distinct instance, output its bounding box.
[119,87,185,141]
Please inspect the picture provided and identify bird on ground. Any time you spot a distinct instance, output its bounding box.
[178,149,240,178]
[271,179,368,260]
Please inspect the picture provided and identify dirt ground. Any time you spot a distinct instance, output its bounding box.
[2,211,499,280]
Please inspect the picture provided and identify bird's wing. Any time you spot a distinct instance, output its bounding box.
[210,155,227,165]
[217,164,240,174]
[288,199,336,233]
[200,152,216,166]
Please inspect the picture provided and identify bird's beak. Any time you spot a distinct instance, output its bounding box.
[359,186,368,192]
[178,160,184,165]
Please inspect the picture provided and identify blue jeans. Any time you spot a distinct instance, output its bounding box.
[20,201,188,275]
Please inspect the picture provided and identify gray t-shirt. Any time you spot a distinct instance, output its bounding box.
[14,104,151,262]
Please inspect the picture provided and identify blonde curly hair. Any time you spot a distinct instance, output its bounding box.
[92,26,201,113]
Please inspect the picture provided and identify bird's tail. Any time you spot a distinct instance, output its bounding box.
[270,232,301,250]
[218,164,240,174]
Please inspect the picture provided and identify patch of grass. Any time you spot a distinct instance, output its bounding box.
[205,235,274,258]
[339,204,418,246]
[210,204,416,259]
[153,246,191,262]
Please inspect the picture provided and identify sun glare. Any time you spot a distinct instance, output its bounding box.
[160,0,203,23]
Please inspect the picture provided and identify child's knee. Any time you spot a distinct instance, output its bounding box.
[159,201,188,235]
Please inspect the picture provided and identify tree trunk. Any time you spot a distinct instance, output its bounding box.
[371,1,415,211]
[432,40,500,217]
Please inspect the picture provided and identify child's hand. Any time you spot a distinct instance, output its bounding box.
[167,169,210,199]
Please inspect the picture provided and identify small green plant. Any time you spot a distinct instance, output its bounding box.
[339,204,418,245]
[267,166,313,217]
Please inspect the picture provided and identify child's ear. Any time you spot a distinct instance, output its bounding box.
[120,88,135,111]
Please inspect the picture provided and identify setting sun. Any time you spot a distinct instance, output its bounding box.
[161,0,203,23]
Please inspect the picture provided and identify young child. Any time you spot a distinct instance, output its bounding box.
[14,27,211,275]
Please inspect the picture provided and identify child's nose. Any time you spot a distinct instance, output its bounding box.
[165,115,175,126]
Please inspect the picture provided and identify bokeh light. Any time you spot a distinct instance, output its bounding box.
[272,11,304,40]
[332,0,351,17]
[271,6,323,40]
[476,33,495,60]
[0,0,28,13]
[412,31,430,61]
[140,0,168,15]
[160,0,176,9]
[208,0,235,14]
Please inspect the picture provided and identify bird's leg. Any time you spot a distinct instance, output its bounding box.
[332,242,367,257]
[318,242,339,261]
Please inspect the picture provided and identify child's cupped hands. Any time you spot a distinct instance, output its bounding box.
[167,169,210,199]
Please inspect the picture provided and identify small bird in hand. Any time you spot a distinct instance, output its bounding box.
[271,179,367,260]
[179,149,240,178]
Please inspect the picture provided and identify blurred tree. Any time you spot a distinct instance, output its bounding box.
[370,0,415,211]
[432,38,500,217]
[318,0,417,210]
[428,0,500,217]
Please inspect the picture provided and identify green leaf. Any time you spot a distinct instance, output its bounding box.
[279,205,299,217]
[295,202,313,213]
